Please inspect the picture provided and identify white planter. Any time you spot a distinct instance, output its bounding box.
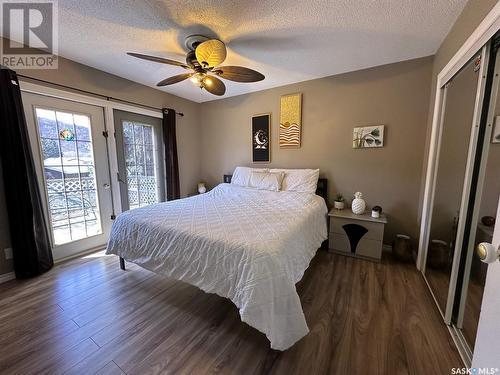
[351,192,366,215]
[334,201,345,210]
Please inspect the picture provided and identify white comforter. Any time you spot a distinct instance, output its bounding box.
[106,183,328,350]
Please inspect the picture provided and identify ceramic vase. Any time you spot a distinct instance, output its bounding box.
[198,182,207,194]
[334,201,345,210]
[351,192,366,215]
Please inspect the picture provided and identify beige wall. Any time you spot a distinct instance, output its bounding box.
[0,40,201,275]
[199,57,433,244]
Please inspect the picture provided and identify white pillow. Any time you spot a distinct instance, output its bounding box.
[231,166,268,187]
[248,171,284,191]
[269,168,319,193]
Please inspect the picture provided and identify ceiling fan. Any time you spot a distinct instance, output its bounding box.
[127,35,265,96]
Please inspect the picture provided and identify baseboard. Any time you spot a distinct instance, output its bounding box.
[0,271,15,284]
[54,245,107,264]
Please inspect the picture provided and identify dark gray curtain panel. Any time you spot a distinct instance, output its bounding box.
[0,68,53,278]
[162,108,180,200]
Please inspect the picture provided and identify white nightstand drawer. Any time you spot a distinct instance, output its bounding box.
[329,218,384,241]
[328,233,351,253]
[355,238,383,259]
[329,232,383,260]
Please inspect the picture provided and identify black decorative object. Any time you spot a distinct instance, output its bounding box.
[252,114,271,163]
[0,68,53,278]
[342,223,368,254]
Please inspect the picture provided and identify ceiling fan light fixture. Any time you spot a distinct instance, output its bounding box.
[195,39,227,68]
[190,73,205,87]
[203,76,213,86]
[128,36,264,97]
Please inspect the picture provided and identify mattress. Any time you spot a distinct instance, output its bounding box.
[106,183,328,350]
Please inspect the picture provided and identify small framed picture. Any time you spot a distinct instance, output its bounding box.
[492,116,500,143]
[252,113,271,163]
[353,125,385,149]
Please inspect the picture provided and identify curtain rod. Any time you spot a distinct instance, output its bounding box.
[17,74,185,117]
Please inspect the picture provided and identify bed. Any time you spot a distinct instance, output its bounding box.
[106,173,328,350]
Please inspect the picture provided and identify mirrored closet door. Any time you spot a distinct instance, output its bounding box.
[423,53,483,317]
[455,45,500,355]
[421,34,500,365]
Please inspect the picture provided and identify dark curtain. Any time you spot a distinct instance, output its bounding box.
[162,108,180,200]
[0,68,53,278]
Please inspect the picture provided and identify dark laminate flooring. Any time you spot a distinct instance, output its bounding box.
[0,250,462,374]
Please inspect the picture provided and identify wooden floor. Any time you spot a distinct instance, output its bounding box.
[424,263,484,351]
[0,250,462,375]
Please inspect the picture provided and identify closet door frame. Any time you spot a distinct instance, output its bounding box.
[420,46,490,324]
[417,3,500,273]
[417,5,500,366]
[455,44,500,349]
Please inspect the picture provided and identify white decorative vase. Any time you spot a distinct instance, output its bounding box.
[198,182,207,194]
[351,192,366,215]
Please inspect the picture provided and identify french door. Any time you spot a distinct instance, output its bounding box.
[113,110,165,211]
[22,92,113,260]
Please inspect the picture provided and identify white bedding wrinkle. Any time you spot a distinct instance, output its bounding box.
[106,183,328,350]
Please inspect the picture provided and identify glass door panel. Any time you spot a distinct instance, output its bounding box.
[22,92,113,260]
[424,55,482,316]
[35,107,101,244]
[123,121,159,209]
[113,110,164,211]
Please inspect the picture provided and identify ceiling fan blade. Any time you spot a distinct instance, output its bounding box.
[202,75,226,96]
[127,52,189,69]
[215,66,265,82]
[195,39,227,68]
[157,73,194,86]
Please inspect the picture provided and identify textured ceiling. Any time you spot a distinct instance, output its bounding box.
[8,0,468,102]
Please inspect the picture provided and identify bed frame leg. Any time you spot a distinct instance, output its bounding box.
[119,257,126,270]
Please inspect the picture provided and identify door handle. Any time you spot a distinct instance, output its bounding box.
[476,242,500,263]
[117,173,126,184]
[103,183,111,189]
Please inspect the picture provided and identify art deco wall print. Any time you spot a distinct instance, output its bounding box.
[279,93,302,148]
[252,113,271,163]
[353,125,385,148]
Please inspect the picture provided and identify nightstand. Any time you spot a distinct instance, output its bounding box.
[328,209,387,261]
